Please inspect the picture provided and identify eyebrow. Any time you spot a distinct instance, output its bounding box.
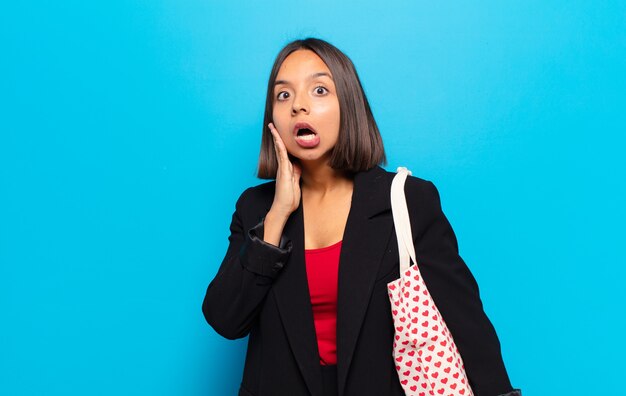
[274,72,333,86]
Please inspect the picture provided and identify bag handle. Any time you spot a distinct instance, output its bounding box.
[391,167,417,275]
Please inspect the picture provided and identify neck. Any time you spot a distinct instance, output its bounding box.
[299,159,353,195]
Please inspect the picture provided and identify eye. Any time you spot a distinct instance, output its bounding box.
[314,86,328,95]
[276,91,289,101]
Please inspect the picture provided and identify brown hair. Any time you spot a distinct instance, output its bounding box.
[257,38,386,179]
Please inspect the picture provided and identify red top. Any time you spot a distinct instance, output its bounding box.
[304,240,342,366]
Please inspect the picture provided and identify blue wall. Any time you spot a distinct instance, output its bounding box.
[2,1,625,394]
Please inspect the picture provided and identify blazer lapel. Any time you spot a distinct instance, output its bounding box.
[271,165,394,396]
[336,166,394,396]
[271,201,324,396]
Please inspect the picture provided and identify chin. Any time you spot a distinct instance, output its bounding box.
[298,152,333,164]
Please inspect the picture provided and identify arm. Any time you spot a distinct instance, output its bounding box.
[408,180,519,396]
[204,122,301,340]
[202,188,292,340]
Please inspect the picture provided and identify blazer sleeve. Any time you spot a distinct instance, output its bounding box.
[202,188,292,340]
[407,180,519,396]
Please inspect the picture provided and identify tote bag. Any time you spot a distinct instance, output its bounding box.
[388,167,474,396]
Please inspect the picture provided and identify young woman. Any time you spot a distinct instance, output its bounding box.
[202,38,520,396]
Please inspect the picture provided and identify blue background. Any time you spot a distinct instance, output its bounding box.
[2,1,625,395]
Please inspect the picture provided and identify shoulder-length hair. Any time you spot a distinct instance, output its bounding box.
[257,38,386,179]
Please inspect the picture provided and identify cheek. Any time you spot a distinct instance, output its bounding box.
[319,102,341,131]
[319,99,340,119]
[272,109,288,133]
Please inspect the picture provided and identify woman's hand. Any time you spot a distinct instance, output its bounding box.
[267,122,302,220]
[262,123,301,246]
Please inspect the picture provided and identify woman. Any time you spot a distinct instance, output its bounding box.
[202,38,520,396]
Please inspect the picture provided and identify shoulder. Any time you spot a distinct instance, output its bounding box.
[233,179,276,217]
[405,174,441,209]
[375,166,444,228]
[376,165,440,205]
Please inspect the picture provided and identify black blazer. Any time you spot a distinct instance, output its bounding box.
[203,165,518,396]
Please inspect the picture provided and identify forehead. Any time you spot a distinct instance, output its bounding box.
[275,50,332,80]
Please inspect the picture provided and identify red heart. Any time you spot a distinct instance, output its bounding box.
[425,356,432,362]
[437,351,444,357]
[427,345,435,351]
[434,361,441,368]
[422,310,429,317]
[432,372,439,378]
[410,385,417,391]
[437,389,444,394]
[451,383,457,390]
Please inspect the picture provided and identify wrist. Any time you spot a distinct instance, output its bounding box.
[266,207,291,224]
[263,209,288,247]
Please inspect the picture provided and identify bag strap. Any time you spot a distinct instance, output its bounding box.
[391,166,417,275]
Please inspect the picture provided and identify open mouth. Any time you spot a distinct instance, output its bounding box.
[293,122,317,137]
[296,128,317,140]
[293,122,320,147]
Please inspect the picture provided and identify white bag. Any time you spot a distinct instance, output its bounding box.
[388,167,474,396]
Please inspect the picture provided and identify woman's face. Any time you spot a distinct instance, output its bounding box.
[272,49,341,164]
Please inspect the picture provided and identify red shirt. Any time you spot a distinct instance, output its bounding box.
[304,240,342,366]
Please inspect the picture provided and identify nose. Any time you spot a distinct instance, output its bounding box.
[291,93,309,115]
